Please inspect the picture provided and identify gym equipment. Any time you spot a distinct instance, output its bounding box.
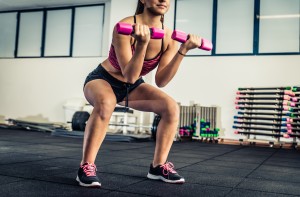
[235,131,289,138]
[234,115,287,122]
[234,121,284,127]
[238,86,291,91]
[235,121,300,129]
[292,86,300,92]
[171,30,213,51]
[116,22,164,39]
[179,118,198,137]
[236,90,295,96]
[151,115,161,141]
[235,101,284,106]
[235,105,295,111]
[151,104,219,142]
[236,95,297,101]
[234,86,300,149]
[199,119,219,143]
[71,111,90,131]
[233,125,286,132]
[238,111,284,116]
[283,101,297,107]
[7,119,68,132]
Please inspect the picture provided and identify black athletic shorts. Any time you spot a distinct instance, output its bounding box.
[83,64,145,103]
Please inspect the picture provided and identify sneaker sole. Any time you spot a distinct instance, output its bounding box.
[147,173,185,184]
[76,176,101,188]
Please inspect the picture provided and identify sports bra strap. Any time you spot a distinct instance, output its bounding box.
[132,15,164,55]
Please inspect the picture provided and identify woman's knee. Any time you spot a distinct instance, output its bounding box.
[161,98,180,122]
[93,100,116,121]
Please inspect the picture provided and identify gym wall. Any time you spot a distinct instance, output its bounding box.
[0,0,299,139]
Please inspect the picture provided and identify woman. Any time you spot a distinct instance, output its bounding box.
[76,0,201,187]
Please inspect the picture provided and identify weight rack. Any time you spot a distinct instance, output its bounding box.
[233,86,300,148]
[178,104,219,141]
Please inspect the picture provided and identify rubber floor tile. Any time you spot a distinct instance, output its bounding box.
[237,178,300,196]
[0,179,109,197]
[118,180,231,197]
[227,188,297,197]
[179,171,243,187]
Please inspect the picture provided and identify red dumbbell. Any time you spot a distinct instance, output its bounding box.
[116,22,164,39]
[171,30,213,51]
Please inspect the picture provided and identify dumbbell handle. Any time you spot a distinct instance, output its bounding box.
[116,22,164,39]
[171,30,213,51]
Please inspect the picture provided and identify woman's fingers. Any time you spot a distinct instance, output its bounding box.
[188,34,202,49]
[133,24,151,43]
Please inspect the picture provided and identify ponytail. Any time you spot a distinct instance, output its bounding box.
[135,0,144,15]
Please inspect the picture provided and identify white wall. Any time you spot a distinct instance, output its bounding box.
[160,55,300,138]
[0,0,299,139]
[0,57,104,122]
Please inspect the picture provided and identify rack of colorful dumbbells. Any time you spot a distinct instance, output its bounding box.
[198,119,220,143]
[178,104,220,142]
[233,86,300,148]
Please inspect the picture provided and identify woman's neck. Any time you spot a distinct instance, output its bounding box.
[137,13,162,27]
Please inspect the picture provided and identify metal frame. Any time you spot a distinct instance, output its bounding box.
[0,3,105,59]
[174,0,300,56]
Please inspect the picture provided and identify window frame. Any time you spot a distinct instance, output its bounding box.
[0,3,105,59]
[174,0,300,56]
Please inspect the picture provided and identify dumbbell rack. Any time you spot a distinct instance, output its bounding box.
[233,86,300,148]
[178,104,219,141]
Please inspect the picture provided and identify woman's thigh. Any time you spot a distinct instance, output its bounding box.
[122,83,179,116]
[84,79,117,114]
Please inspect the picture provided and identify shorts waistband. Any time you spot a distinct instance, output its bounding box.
[97,64,127,86]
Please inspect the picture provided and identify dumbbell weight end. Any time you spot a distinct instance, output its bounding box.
[171,30,213,51]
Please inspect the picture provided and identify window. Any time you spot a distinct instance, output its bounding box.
[0,4,104,58]
[72,6,104,57]
[17,11,43,57]
[259,0,300,53]
[216,0,254,54]
[44,9,72,56]
[175,0,300,56]
[0,12,17,58]
[175,0,213,55]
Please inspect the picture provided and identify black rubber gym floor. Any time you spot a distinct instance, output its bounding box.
[0,128,300,197]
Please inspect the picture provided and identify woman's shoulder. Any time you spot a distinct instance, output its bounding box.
[118,16,135,24]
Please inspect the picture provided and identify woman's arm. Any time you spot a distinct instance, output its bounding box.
[155,29,201,87]
[112,19,150,84]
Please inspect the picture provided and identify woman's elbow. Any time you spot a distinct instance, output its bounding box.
[155,79,167,88]
[124,74,139,84]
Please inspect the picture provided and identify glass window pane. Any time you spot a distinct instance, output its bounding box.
[175,0,213,55]
[0,12,17,58]
[259,0,300,53]
[216,0,254,54]
[45,9,72,56]
[73,6,104,57]
[17,11,43,57]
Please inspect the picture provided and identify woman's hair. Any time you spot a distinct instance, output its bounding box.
[135,0,144,15]
[135,0,164,23]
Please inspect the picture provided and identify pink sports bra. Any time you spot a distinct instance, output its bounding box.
[108,15,164,76]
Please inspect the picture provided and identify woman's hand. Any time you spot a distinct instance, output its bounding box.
[179,34,202,55]
[133,24,151,45]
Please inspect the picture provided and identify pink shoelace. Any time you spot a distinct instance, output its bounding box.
[81,163,97,177]
[160,162,177,176]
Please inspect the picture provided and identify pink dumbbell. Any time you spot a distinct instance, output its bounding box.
[283,134,290,138]
[171,30,213,51]
[116,22,164,39]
